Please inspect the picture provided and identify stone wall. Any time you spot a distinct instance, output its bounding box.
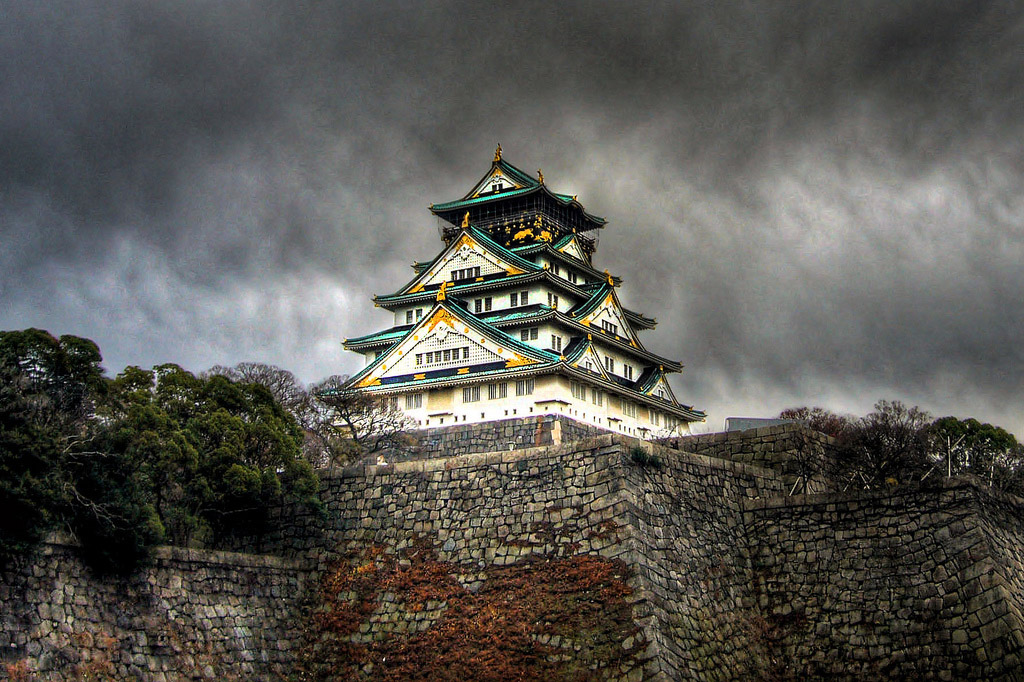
[5,420,1024,681]
[398,414,609,461]
[744,482,1024,680]
[616,444,786,680]
[664,423,838,494]
[0,542,307,681]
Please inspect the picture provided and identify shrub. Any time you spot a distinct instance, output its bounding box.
[629,445,662,469]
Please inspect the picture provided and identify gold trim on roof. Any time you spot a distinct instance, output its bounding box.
[494,144,502,162]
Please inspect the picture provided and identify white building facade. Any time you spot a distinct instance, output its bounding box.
[343,147,704,438]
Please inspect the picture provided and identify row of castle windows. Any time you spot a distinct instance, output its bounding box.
[548,262,580,285]
[388,386,678,430]
[451,266,481,281]
[416,347,470,366]
[462,378,534,403]
[569,381,662,424]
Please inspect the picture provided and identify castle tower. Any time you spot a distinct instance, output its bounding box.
[342,147,705,437]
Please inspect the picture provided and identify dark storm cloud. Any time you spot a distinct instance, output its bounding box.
[2,1,1023,432]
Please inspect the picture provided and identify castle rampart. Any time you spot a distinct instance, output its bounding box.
[3,422,1023,680]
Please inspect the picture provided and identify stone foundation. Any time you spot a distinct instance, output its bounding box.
[3,421,1024,680]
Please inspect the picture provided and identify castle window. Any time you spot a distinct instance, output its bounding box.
[405,394,422,409]
[568,272,578,284]
[623,401,637,418]
[571,381,586,400]
[416,354,423,366]
[510,292,518,307]
[475,299,482,313]
[443,349,451,362]
[590,389,603,406]
[406,310,414,324]
[547,293,559,309]
[624,364,634,381]
[551,335,562,352]
[488,382,508,400]
[651,411,661,426]
[416,308,423,320]
[601,320,618,335]
[516,379,534,396]
[520,327,538,342]
[452,266,481,282]
[551,264,560,276]
[463,386,481,403]
[604,356,615,373]
[485,297,492,311]
[520,290,528,305]
[388,396,399,411]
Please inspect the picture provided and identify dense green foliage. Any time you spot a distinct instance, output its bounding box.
[779,401,1024,494]
[0,329,320,573]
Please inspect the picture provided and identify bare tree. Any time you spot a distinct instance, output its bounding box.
[205,364,417,468]
[834,400,932,490]
[311,376,416,467]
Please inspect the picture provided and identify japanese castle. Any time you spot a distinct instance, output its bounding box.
[343,146,704,437]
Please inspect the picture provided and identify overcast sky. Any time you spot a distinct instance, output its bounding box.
[3,1,1022,433]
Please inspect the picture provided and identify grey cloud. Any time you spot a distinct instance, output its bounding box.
[3,0,1023,434]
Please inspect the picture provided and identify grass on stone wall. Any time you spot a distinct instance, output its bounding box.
[295,536,642,681]
[629,446,662,469]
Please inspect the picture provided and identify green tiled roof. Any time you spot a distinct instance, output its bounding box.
[343,298,561,391]
[375,270,542,305]
[430,158,607,226]
[344,327,408,347]
[387,226,542,299]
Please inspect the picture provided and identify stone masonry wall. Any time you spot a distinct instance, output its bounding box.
[617,443,786,680]
[664,424,838,494]
[214,432,790,679]
[4,420,1024,681]
[744,482,1024,680]
[0,542,307,681]
[399,414,609,461]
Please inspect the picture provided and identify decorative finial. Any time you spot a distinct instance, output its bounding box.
[461,211,470,228]
[605,270,614,286]
[537,169,544,184]
[437,281,448,302]
[587,333,592,341]
[494,144,502,162]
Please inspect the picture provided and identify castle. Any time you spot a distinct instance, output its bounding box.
[342,146,704,437]
[6,152,1024,681]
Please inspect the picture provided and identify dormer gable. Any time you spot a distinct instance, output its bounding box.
[555,234,590,263]
[570,284,641,346]
[466,164,534,199]
[345,300,558,390]
[637,367,680,405]
[564,335,612,381]
[399,228,541,295]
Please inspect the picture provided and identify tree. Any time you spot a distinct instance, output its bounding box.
[833,400,932,490]
[102,364,320,546]
[0,330,105,563]
[930,416,1023,493]
[777,406,850,438]
[312,376,416,466]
